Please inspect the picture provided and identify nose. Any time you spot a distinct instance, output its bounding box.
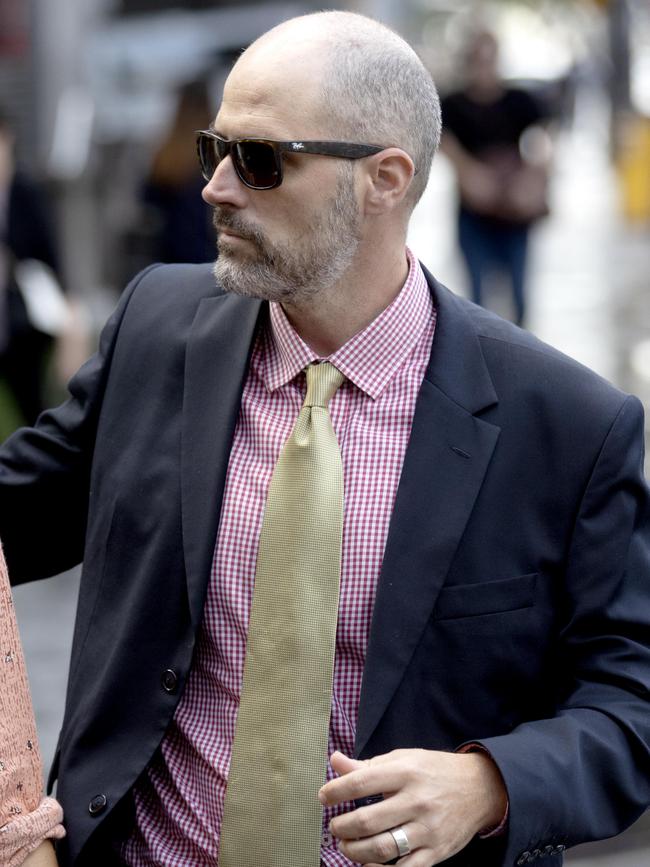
[201,154,248,208]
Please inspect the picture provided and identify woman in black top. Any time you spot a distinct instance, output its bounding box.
[441,31,549,326]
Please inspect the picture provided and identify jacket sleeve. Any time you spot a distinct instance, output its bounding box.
[0,264,162,583]
[472,394,650,864]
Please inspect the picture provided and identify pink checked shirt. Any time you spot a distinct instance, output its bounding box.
[122,248,436,866]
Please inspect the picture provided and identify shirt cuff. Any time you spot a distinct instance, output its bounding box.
[456,743,509,838]
[0,796,65,867]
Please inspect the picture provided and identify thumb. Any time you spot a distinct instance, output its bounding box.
[330,751,365,777]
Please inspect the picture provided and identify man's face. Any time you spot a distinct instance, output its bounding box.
[203,46,363,304]
[466,34,500,91]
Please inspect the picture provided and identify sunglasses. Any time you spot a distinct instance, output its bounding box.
[196,130,386,190]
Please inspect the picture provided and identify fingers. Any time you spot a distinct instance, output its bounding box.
[320,750,409,808]
[321,752,423,864]
[329,750,365,777]
[320,748,485,866]
[363,857,441,867]
[337,822,427,866]
[328,793,410,841]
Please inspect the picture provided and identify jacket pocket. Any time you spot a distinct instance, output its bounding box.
[433,572,538,620]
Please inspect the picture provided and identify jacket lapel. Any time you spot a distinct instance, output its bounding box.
[181,292,263,630]
[356,272,501,756]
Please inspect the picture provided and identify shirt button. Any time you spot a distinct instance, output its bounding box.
[88,793,108,816]
[161,669,179,693]
[321,829,334,847]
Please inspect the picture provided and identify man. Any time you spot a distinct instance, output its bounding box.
[1,11,649,867]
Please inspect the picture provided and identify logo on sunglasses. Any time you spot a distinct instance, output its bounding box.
[291,142,305,150]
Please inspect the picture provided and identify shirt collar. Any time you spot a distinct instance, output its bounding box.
[262,247,433,399]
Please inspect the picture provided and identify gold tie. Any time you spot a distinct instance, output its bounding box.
[219,362,346,867]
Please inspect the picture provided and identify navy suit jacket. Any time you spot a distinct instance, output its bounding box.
[1,262,649,866]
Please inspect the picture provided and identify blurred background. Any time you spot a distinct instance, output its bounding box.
[2,0,650,863]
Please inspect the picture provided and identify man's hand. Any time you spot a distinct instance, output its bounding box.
[318,749,507,866]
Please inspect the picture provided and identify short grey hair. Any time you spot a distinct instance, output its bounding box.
[315,12,441,209]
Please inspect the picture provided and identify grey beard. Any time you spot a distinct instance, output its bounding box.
[212,169,361,303]
[213,237,358,304]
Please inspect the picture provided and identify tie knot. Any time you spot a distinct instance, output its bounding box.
[304,362,345,408]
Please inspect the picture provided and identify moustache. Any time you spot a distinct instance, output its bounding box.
[212,210,263,245]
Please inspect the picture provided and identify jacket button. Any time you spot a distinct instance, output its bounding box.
[88,794,107,816]
[517,854,530,866]
[161,669,179,693]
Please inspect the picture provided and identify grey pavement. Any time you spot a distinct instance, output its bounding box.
[13,567,80,781]
[12,94,650,864]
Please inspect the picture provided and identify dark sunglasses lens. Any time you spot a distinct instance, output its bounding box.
[234,141,280,189]
[197,134,221,181]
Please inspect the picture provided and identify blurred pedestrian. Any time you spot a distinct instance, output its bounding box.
[142,80,215,264]
[441,30,551,326]
[0,109,64,425]
[0,543,64,866]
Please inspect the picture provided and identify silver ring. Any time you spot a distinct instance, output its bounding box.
[389,826,411,858]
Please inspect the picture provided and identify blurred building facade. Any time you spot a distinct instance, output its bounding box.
[0,0,646,305]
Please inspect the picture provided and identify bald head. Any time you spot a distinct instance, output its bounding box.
[232,12,441,209]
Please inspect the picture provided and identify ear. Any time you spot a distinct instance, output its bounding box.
[361,148,416,215]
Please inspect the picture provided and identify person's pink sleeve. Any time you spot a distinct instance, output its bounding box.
[0,543,65,865]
